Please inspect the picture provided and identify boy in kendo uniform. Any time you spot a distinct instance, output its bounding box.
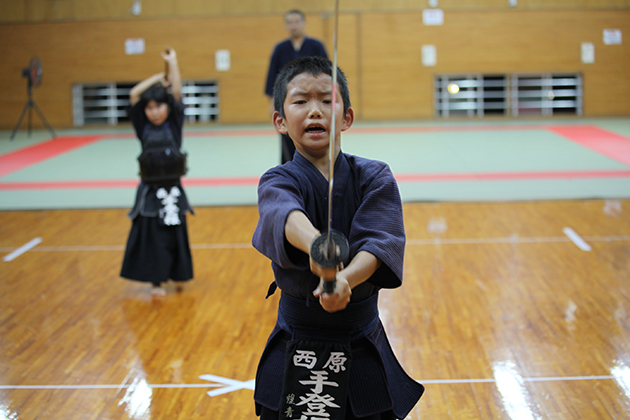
[252,56,424,420]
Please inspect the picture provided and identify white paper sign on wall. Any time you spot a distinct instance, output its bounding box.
[581,42,595,64]
[603,29,622,45]
[125,38,145,55]
[423,9,444,26]
[422,45,437,66]
[215,50,231,71]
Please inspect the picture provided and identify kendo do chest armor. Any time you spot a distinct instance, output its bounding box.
[138,124,187,185]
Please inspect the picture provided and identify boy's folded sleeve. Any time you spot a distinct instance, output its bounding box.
[252,171,309,270]
[349,163,406,289]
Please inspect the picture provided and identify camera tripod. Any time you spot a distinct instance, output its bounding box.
[10,66,56,140]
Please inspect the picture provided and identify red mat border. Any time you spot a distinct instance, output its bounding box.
[1,125,629,191]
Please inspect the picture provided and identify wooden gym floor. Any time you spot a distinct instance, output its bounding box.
[2,201,630,419]
[1,120,630,419]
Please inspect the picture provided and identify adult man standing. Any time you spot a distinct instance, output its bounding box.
[265,10,328,164]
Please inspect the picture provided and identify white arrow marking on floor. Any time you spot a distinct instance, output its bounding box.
[199,374,255,397]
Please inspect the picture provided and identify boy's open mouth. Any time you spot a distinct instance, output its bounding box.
[305,125,326,133]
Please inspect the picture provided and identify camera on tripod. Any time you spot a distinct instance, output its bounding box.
[10,56,55,140]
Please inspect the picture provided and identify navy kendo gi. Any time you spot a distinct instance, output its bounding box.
[252,151,424,419]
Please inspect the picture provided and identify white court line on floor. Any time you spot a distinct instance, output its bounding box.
[406,235,630,246]
[193,243,253,249]
[407,237,569,245]
[0,384,219,390]
[0,243,253,253]
[2,237,42,262]
[1,236,629,254]
[563,227,592,251]
[0,374,618,390]
[421,375,616,385]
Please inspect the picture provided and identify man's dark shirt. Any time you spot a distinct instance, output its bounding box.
[265,37,328,97]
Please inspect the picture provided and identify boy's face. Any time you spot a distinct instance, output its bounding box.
[144,100,169,126]
[273,73,354,160]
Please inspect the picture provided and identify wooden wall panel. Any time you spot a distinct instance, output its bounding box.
[1,0,26,22]
[523,0,630,9]
[215,14,325,124]
[137,0,176,19]
[0,13,328,128]
[320,13,362,117]
[359,9,630,120]
[433,0,630,9]
[73,0,127,20]
[25,0,75,22]
[3,0,630,25]
[173,0,225,17]
[360,13,432,120]
[0,9,628,129]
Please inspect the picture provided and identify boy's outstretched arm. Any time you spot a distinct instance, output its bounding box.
[284,210,319,254]
[285,210,382,313]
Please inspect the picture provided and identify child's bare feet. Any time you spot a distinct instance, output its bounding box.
[151,283,166,296]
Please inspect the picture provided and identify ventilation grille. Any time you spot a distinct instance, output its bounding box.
[73,80,219,126]
[435,73,582,118]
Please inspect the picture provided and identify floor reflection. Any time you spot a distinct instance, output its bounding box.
[493,360,540,420]
[117,290,198,419]
[0,400,19,420]
[611,360,630,401]
[118,376,152,420]
[564,300,578,333]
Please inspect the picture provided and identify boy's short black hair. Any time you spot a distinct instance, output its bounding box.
[139,83,174,111]
[273,56,351,118]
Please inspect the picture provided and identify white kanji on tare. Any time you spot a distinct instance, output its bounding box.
[156,186,181,226]
[323,352,347,373]
[293,350,318,369]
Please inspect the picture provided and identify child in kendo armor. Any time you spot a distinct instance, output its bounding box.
[120,48,193,296]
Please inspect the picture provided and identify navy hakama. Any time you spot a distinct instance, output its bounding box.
[120,101,193,285]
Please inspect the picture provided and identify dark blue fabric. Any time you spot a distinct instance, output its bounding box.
[279,293,380,340]
[264,37,328,97]
[120,213,193,283]
[252,152,405,301]
[121,99,193,284]
[253,293,424,417]
[129,100,185,148]
[251,151,423,417]
[127,100,192,219]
